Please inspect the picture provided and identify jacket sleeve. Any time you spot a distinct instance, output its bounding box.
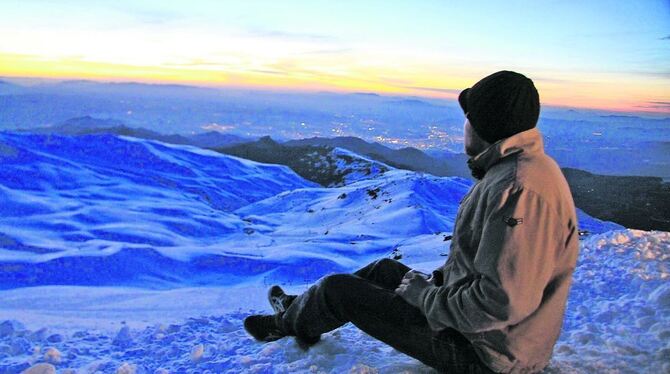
[417,186,561,333]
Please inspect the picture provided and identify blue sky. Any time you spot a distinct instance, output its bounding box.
[0,0,668,112]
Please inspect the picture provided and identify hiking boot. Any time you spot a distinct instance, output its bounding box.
[243,314,286,342]
[268,285,297,313]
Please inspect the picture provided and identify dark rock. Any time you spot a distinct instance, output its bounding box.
[112,326,133,348]
[0,320,25,338]
[46,334,63,343]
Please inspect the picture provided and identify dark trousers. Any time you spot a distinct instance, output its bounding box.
[278,258,496,373]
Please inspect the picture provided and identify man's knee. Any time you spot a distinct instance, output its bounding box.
[371,258,408,278]
[318,273,354,294]
[374,257,400,270]
[315,274,359,317]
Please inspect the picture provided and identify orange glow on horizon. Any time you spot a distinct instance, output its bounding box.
[1,53,668,115]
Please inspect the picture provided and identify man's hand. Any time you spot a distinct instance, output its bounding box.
[395,270,433,308]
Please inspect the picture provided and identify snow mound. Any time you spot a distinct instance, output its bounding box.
[549,229,670,373]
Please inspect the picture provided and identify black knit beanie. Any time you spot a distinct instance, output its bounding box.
[458,70,540,144]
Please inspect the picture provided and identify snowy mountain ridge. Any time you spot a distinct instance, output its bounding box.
[313,146,391,186]
[215,136,394,187]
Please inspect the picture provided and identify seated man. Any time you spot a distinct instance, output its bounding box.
[244,71,580,374]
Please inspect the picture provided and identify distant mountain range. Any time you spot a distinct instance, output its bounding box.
[0,80,24,95]
[24,116,251,149]
[561,168,670,231]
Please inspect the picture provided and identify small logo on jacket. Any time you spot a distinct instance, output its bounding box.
[503,216,523,227]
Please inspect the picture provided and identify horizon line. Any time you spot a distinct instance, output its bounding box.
[2,73,669,118]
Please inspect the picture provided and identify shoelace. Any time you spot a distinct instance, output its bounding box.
[271,297,286,312]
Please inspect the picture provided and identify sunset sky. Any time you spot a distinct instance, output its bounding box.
[1,0,669,114]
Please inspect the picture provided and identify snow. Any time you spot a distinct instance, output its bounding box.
[328,147,390,186]
[0,133,667,373]
[0,132,316,287]
[548,229,670,373]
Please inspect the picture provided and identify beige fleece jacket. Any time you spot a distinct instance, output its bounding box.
[418,128,580,373]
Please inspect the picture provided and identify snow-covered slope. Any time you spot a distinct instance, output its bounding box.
[0,229,667,373]
[312,147,391,186]
[234,170,471,266]
[2,132,665,373]
[0,133,317,287]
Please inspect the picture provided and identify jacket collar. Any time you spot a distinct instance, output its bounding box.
[467,127,544,179]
